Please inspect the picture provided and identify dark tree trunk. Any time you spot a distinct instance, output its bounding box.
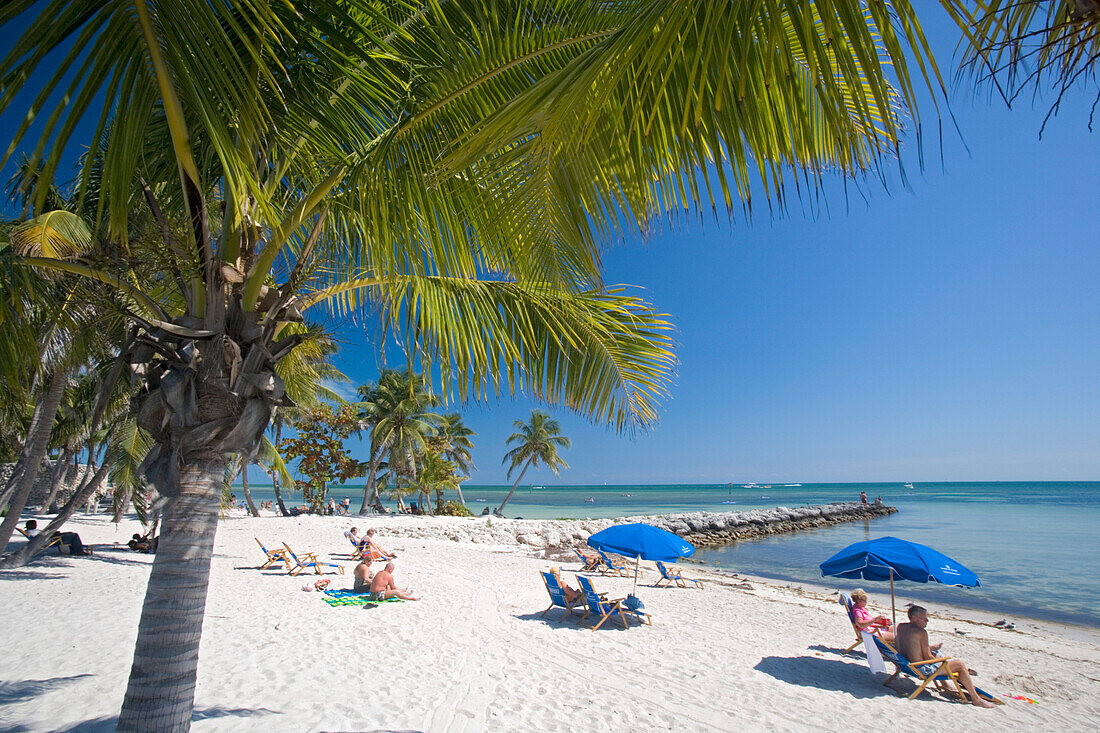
[271,422,289,516]
[240,463,259,517]
[496,460,531,515]
[38,447,72,512]
[0,458,111,567]
[117,454,227,732]
[359,447,383,514]
[0,367,69,553]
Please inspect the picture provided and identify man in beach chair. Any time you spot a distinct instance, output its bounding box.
[18,522,63,554]
[576,575,651,630]
[887,605,999,707]
[573,548,603,572]
[282,543,345,576]
[654,561,703,589]
[255,538,290,569]
[540,570,584,621]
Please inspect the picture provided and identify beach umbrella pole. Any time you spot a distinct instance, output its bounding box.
[890,568,896,628]
[633,556,640,595]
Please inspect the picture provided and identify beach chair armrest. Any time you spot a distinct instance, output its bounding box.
[911,656,950,666]
[607,597,627,605]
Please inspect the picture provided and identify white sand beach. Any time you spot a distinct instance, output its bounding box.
[2,512,1098,732]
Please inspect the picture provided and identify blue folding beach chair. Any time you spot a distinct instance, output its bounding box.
[282,543,344,576]
[654,561,703,589]
[576,575,651,631]
[595,548,631,577]
[540,571,583,621]
[871,636,1002,705]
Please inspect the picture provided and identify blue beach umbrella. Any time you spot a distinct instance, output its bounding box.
[588,523,695,593]
[820,536,981,626]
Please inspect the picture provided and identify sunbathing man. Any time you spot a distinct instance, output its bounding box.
[895,605,995,708]
[353,556,373,593]
[24,520,94,555]
[849,588,894,643]
[369,562,419,601]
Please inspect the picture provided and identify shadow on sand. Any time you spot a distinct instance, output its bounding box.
[55,706,281,732]
[753,655,888,700]
[0,675,94,706]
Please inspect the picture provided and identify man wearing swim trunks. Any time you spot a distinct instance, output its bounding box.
[895,605,994,708]
[368,562,419,601]
[353,556,373,593]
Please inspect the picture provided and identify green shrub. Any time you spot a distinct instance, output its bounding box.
[436,500,473,517]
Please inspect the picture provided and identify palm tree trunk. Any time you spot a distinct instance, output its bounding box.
[240,463,259,517]
[0,458,111,567]
[271,422,289,516]
[497,460,531,515]
[0,367,69,554]
[117,454,227,732]
[38,448,72,512]
[359,447,383,514]
[455,483,466,507]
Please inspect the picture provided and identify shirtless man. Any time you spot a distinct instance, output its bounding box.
[353,556,373,593]
[895,605,995,708]
[369,562,419,601]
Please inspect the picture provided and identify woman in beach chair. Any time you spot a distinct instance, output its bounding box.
[576,575,651,630]
[848,589,894,643]
[573,548,602,572]
[540,570,584,621]
[595,549,632,577]
[654,561,703,589]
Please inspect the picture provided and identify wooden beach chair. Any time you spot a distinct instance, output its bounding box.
[282,543,344,576]
[17,527,63,555]
[595,548,632,577]
[654,561,703,589]
[838,593,865,653]
[573,548,602,572]
[576,575,651,631]
[254,538,290,570]
[540,570,583,622]
[871,636,1003,705]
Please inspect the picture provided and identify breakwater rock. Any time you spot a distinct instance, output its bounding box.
[361,502,896,555]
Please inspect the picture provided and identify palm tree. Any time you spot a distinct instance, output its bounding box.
[409,448,465,512]
[432,414,476,507]
[499,410,571,515]
[358,370,439,512]
[0,2,946,728]
[944,1,1100,127]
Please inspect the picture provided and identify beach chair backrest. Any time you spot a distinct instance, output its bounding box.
[656,561,672,580]
[541,571,567,607]
[282,544,302,563]
[573,549,588,562]
[344,531,355,545]
[576,576,605,612]
[255,537,270,553]
[839,593,857,622]
[597,548,617,566]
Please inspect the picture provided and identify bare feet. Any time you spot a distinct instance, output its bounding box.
[973,698,996,709]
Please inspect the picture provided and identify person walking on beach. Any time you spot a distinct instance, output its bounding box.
[895,606,994,708]
[369,562,419,601]
[353,556,373,593]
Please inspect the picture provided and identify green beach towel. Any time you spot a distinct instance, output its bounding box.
[322,589,404,607]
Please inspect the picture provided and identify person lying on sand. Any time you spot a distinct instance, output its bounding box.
[353,556,373,593]
[127,533,157,553]
[850,588,894,643]
[369,562,419,601]
[895,605,994,708]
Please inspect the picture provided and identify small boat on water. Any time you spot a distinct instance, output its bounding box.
[760,496,770,499]
[722,500,737,505]
[620,493,635,497]
[474,498,487,502]
[744,482,759,488]
[904,482,914,489]
[584,497,595,503]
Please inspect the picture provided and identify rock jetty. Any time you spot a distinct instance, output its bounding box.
[363,501,896,555]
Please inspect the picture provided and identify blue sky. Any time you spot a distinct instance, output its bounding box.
[3,7,1097,484]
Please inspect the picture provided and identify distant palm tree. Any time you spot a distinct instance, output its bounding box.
[499,410,570,515]
[432,413,476,506]
[359,371,439,512]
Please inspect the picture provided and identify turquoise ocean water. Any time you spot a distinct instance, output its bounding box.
[243,481,1100,628]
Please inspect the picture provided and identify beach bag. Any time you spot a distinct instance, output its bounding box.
[623,594,644,612]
